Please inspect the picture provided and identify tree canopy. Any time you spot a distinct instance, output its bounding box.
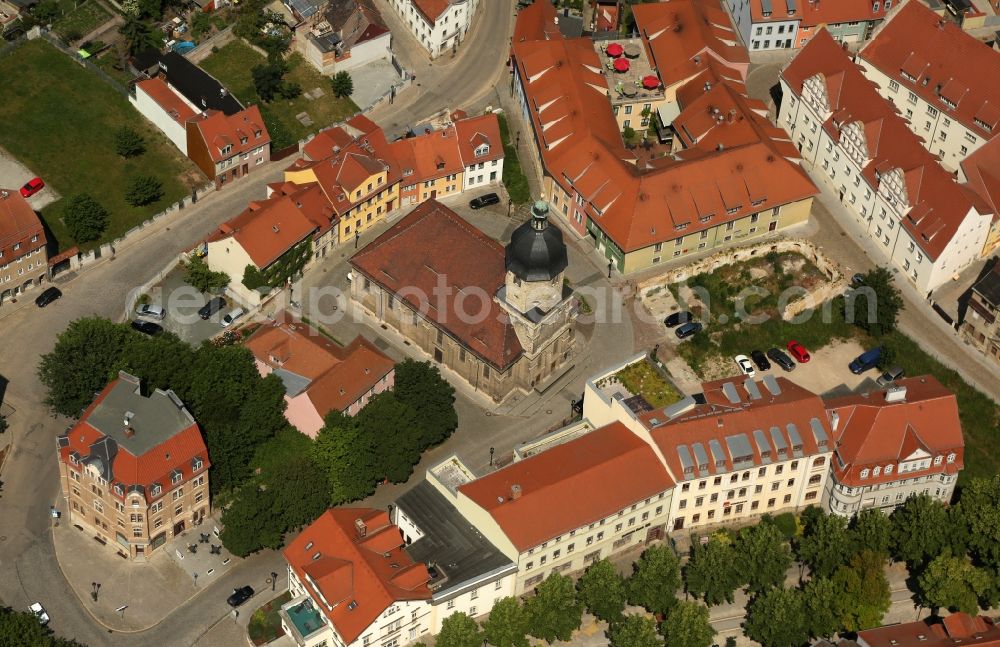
[608,614,662,647]
[526,573,583,643]
[393,359,458,449]
[743,587,809,647]
[330,70,353,98]
[735,521,792,593]
[891,494,949,568]
[848,266,903,337]
[627,543,682,617]
[124,174,164,207]
[114,126,146,158]
[849,508,892,559]
[685,536,742,606]
[481,597,530,647]
[576,558,627,623]
[662,600,715,647]
[796,511,854,579]
[831,550,892,632]
[63,193,109,243]
[183,256,231,293]
[435,612,483,647]
[0,607,88,647]
[917,554,990,615]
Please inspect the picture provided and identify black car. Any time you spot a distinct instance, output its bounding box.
[750,349,771,371]
[469,192,501,209]
[198,296,227,320]
[675,322,703,339]
[35,287,62,307]
[766,347,796,372]
[664,311,693,328]
[130,320,163,336]
[226,586,254,607]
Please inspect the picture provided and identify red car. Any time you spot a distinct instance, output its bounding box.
[786,340,811,363]
[20,177,44,198]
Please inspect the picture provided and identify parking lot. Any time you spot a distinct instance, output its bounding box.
[136,266,249,346]
[0,145,60,210]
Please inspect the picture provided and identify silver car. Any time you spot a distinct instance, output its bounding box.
[135,303,166,320]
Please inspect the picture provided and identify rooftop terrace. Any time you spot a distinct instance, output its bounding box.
[594,38,664,106]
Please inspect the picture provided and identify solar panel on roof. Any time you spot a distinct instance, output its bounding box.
[763,374,781,396]
[744,379,762,400]
[786,424,804,457]
[678,445,695,476]
[753,429,773,463]
[770,426,787,457]
[810,418,829,449]
[722,382,741,404]
[709,439,726,468]
[692,443,710,471]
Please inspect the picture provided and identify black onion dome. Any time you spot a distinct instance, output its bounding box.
[505,200,569,281]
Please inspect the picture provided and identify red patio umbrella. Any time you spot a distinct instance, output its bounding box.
[642,75,660,89]
[613,57,630,72]
[606,42,624,57]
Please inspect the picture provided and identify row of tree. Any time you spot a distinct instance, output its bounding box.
[38,317,460,557]
[0,607,86,646]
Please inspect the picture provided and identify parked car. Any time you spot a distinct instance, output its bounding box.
[786,340,811,363]
[664,311,693,328]
[734,354,756,378]
[675,321,703,339]
[130,320,163,336]
[849,347,882,374]
[35,287,62,307]
[750,349,771,371]
[851,273,866,287]
[226,586,254,607]
[20,177,44,198]
[221,307,245,327]
[469,192,501,209]
[28,602,49,625]
[135,303,166,320]
[876,365,905,387]
[197,296,227,320]
[766,347,796,371]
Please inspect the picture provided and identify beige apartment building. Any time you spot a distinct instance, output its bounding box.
[57,372,211,559]
[960,262,1000,365]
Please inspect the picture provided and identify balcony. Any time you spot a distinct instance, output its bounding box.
[280,596,328,646]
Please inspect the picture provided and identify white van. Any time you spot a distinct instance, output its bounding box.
[221,307,245,327]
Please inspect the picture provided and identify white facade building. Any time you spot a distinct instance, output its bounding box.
[387,0,480,58]
[726,0,799,52]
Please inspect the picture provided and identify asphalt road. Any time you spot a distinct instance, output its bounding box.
[0,6,520,645]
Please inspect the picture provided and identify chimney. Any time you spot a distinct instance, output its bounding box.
[355,518,367,538]
[123,411,135,427]
[125,427,135,438]
[510,484,522,500]
[272,225,280,233]
[830,411,840,432]
[885,385,907,403]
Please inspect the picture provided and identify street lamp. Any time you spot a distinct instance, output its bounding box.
[91,582,101,602]
[271,571,278,592]
[489,447,495,467]
[507,198,513,218]
[571,398,577,416]
[607,260,613,279]
[354,230,361,249]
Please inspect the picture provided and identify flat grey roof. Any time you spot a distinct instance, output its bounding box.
[87,373,195,457]
[397,482,515,601]
[692,442,709,470]
[753,429,772,463]
[810,418,829,447]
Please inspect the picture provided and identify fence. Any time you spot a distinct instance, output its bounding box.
[39,31,128,95]
[184,24,234,64]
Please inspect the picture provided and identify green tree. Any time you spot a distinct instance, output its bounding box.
[849,508,892,558]
[608,614,662,647]
[435,612,482,647]
[32,0,61,24]
[627,543,682,617]
[183,256,230,293]
[0,606,89,646]
[252,62,286,102]
[847,266,903,337]
[242,265,268,291]
[119,16,158,55]
[392,359,458,449]
[481,597,530,647]
[124,175,164,207]
[917,554,990,615]
[735,521,792,594]
[330,70,353,98]
[219,484,282,556]
[311,411,376,503]
[114,126,145,158]
[684,536,742,606]
[63,193,109,243]
[117,331,195,393]
[622,125,637,144]
[831,550,891,632]
[891,494,949,567]
[576,558,627,623]
[796,511,854,579]
[955,476,1000,569]
[661,600,715,647]
[525,573,583,643]
[357,393,423,483]
[743,587,808,647]
[38,318,132,416]
[0,415,7,435]
[191,11,212,38]
[802,577,840,639]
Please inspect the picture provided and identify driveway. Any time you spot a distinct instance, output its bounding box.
[0,145,60,210]
[142,266,240,346]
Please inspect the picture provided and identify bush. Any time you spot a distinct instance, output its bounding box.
[114,126,146,158]
[183,256,230,293]
[330,70,353,98]
[771,512,798,539]
[124,174,164,206]
[63,193,109,243]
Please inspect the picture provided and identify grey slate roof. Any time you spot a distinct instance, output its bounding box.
[505,202,569,282]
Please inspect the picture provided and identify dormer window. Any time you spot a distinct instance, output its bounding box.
[171,469,183,485]
[192,457,204,472]
[151,483,162,497]
[475,143,489,157]
[860,468,870,479]
[947,453,956,463]
[220,145,232,156]
[254,129,262,138]
[305,541,314,551]
[114,483,124,497]
[240,137,248,145]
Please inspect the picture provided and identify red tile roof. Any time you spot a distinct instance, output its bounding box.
[961,130,1000,219]
[457,422,675,552]
[189,105,270,163]
[797,0,888,28]
[513,0,562,46]
[824,376,963,487]
[411,0,450,23]
[0,188,45,261]
[512,2,815,254]
[349,200,524,370]
[783,30,985,260]
[858,614,1000,647]
[135,77,197,124]
[859,1,1000,139]
[207,183,325,268]
[283,508,431,645]
[749,0,798,22]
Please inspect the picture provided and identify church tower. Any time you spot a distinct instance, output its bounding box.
[500,200,576,358]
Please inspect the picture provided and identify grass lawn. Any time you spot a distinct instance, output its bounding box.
[0,39,199,251]
[93,50,136,86]
[498,113,531,204]
[248,591,291,646]
[614,360,682,407]
[200,40,359,145]
[52,0,110,41]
